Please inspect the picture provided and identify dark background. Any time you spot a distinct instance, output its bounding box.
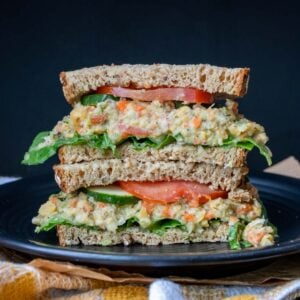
[1,0,299,177]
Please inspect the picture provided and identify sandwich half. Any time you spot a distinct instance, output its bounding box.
[24,63,276,250]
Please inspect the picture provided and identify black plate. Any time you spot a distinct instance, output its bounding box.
[0,172,299,276]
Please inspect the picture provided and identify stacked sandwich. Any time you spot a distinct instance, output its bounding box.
[23,64,276,249]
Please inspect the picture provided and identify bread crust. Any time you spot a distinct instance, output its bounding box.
[60,64,250,105]
[53,159,248,193]
[57,224,229,246]
[58,143,247,168]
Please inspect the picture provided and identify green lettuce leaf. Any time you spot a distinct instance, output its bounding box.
[35,216,72,233]
[130,135,177,150]
[118,217,139,230]
[28,131,51,150]
[36,216,185,236]
[222,137,272,166]
[22,132,117,165]
[148,219,185,236]
[240,240,252,248]
[81,94,119,106]
[209,219,221,229]
[228,221,246,250]
[23,131,272,166]
[36,216,101,233]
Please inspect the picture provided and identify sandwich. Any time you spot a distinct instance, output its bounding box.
[23,64,276,249]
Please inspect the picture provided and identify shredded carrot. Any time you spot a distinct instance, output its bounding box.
[133,104,145,117]
[162,206,171,218]
[142,201,155,215]
[247,230,265,245]
[83,203,92,213]
[204,211,215,220]
[120,132,130,139]
[87,106,95,112]
[49,196,58,204]
[236,204,253,215]
[192,117,202,128]
[229,216,239,224]
[189,199,199,208]
[232,102,238,114]
[135,104,144,112]
[70,198,78,208]
[116,99,129,112]
[184,213,196,222]
[193,138,201,145]
[90,114,107,125]
[97,202,106,208]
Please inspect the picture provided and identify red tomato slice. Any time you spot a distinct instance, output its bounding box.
[118,181,227,205]
[97,86,213,103]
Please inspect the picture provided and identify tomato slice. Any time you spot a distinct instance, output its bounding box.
[97,86,213,103]
[118,181,227,205]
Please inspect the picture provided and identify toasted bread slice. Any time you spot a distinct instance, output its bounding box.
[60,64,250,104]
[53,159,248,193]
[58,143,247,168]
[57,224,229,246]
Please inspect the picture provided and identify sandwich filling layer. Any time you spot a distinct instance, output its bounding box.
[22,97,271,165]
[32,184,275,249]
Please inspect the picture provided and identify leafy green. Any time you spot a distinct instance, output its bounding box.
[228,222,243,250]
[36,216,185,236]
[131,135,176,150]
[23,130,272,166]
[222,137,272,166]
[118,217,139,230]
[21,131,56,165]
[22,132,116,165]
[132,135,272,165]
[209,219,221,229]
[35,216,72,233]
[87,133,117,155]
[36,216,100,233]
[28,131,51,150]
[148,219,185,236]
[81,94,119,106]
[240,240,252,248]
[228,221,268,250]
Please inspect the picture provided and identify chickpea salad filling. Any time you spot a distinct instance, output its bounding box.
[32,187,276,249]
[22,95,272,166]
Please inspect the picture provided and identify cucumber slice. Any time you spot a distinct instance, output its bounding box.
[84,185,139,205]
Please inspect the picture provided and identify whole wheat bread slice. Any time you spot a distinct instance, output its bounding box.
[53,159,248,193]
[60,64,250,105]
[57,224,229,246]
[58,143,247,168]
